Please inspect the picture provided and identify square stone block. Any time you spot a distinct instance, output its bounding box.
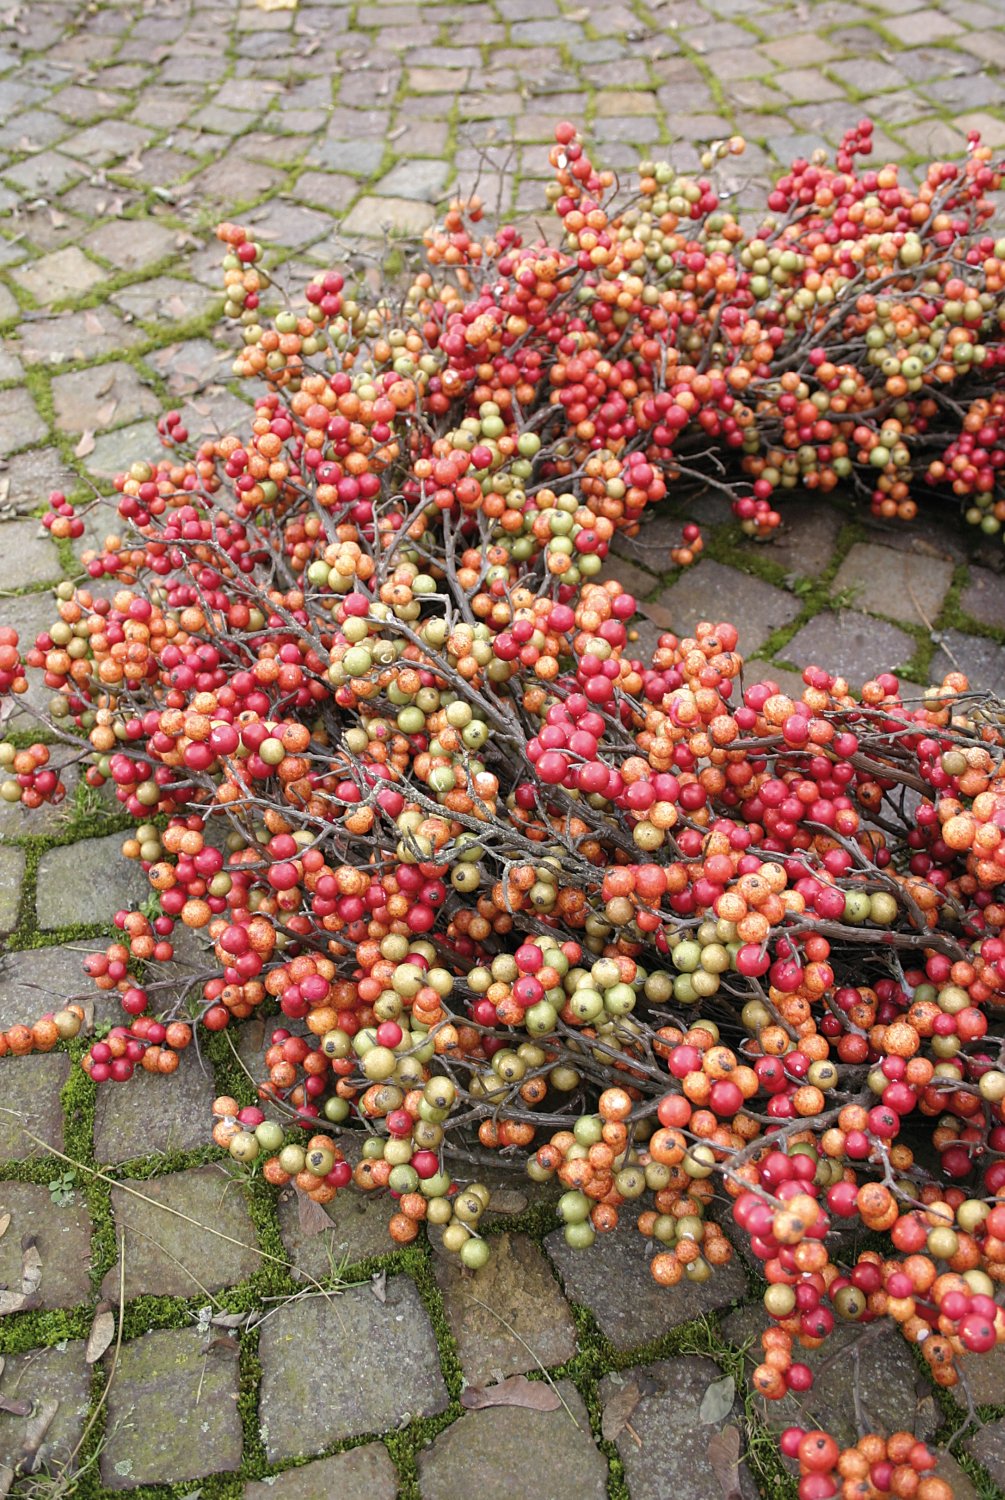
[102,1165,261,1300]
[101,1328,242,1490]
[418,1380,607,1500]
[93,1047,216,1164]
[0,1342,90,1479]
[830,542,953,627]
[599,1358,759,1500]
[784,610,915,685]
[545,1208,747,1353]
[0,1054,69,1160]
[36,833,146,930]
[244,1444,399,1499]
[647,559,802,654]
[257,1276,448,1461]
[431,1231,577,1385]
[0,1181,91,1309]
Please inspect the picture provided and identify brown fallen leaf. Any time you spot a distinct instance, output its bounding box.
[257,0,297,9]
[85,1301,115,1363]
[371,1269,386,1304]
[460,1374,560,1412]
[601,1380,641,1442]
[20,1237,41,1297]
[205,1334,239,1355]
[0,1397,31,1417]
[95,400,118,427]
[0,1213,10,1242]
[83,312,104,335]
[708,1425,742,1500]
[20,1399,58,1475]
[74,430,96,458]
[294,1187,331,1237]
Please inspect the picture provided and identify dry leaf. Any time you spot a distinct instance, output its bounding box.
[257,0,297,8]
[20,1237,41,1297]
[95,400,118,427]
[119,152,144,175]
[601,1380,641,1442]
[83,312,104,335]
[205,1334,239,1354]
[74,430,96,458]
[210,1311,249,1329]
[294,1187,331,1237]
[707,1425,742,1500]
[48,208,66,230]
[20,1399,58,1474]
[460,1375,560,1412]
[166,296,189,320]
[0,1214,10,1242]
[371,1269,386,1304]
[699,1374,735,1425]
[85,1302,115,1363]
[0,1397,31,1417]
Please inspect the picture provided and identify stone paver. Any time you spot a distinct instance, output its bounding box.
[0,1342,91,1479]
[431,1231,577,1385]
[0,520,61,589]
[968,1418,1005,1488]
[784,609,917,682]
[0,845,24,935]
[0,940,104,1029]
[931,630,1005,695]
[11,246,105,303]
[93,1047,216,1163]
[50,360,160,436]
[545,1209,747,1352]
[599,1358,759,1500]
[101,1328,243,1490]
[0,1180,91,1309]
[244,1444,400,1500]
[418,1380,607,1500]
[257,1276,449,1461]
[648,559,802,654]
[276,1168,397,1275]
[0,1053,68,1159]
[36,831,146,929]
[722,1305,939,1449]
[102,1165,261,1301]
[0,388,46,459]
[830,541,954,627]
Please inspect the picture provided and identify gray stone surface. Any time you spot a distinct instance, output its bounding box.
[649,559,802,653]
[0,844,24,935]
[0,940,104,1029]
[0,1181,91,1309]
[36,832,146,929]
[722,1305,938,1448]
[0,522,61,589]
[762,496,845,577]
[431,1231,577,1385]
[340,195,435,237]
[0,388,46,458]
[103,1166,260,1301]
[418,1380,607,1500]
[18,307,142,366]
[961,566,1005,629]
[0,1342,91,1478]
[784,609,916,683]
[276,1169,396,1275]
[11,246,105,302]
[545,1210,747,1353]
[0,1054,69,1159]
[969,1418,1005,1487]
[93,1047,216,1164]
[830,541,954,626]
[101,1328,243,1490]
[599,1358,759,1500]
[244,1444,400,1499]
[931,629,1005,695]
[257,1276,449,1461]
[51,361,160,435]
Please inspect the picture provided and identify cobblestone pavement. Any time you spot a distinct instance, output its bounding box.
[1,0,1005,1496]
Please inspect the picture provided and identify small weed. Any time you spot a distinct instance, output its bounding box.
[47,1170,76,1207]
